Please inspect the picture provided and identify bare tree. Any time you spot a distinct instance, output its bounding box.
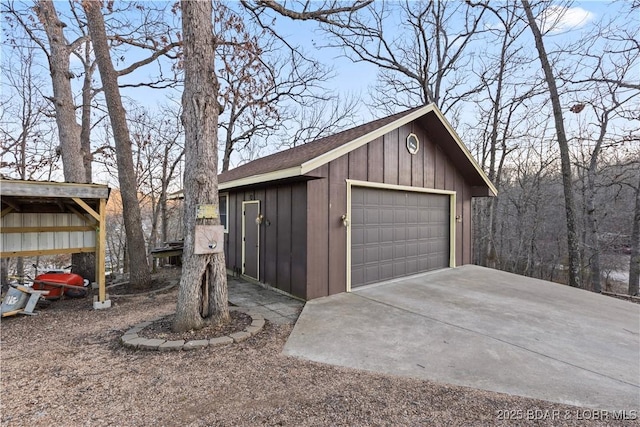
[297,0,489,118]
[574,96,637,293]
[466,0,544,268]
[492,133,564,280]
[105,190,126,275]
[7,0,182,283]
[0,41,57,180]
[175,0,228,332]
[630,171,640,295]
[174,0,373,331]
[31,0,104,280]
[28,0,90,183]
[128,104,184,267]
[214,2,343,171]
[83,0,151,289]
[521,0,582,288]
[278,94,360,149]
[570,9,640,292]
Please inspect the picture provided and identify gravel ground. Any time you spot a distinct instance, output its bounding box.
[1,282,638,427]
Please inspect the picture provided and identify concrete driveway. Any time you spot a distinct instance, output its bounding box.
[284,265,640,410]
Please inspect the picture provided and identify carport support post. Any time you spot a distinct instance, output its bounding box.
[93,198,110,309]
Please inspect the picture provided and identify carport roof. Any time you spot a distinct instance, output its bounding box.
[219,104,496,196]
[0,179,110,214]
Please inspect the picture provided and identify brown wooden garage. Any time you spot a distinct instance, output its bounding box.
[213,104,496,300]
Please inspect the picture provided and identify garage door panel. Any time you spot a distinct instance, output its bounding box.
[351,186,450,288]
[379,262,394,280]
[352,188,365,204]
[394,209,407,223]
[380,244,393,261]
[352,228,365,245]
[380,208,394,224]
[406,258,418,273]
[406,241,418,257]
[366,190,380,205]
[406,209,418,223]
[352,246,364,265]
[365,228,379,244]
[406,226,418,239]
[352,267,364,285]
[382,191,395,205]
[394,227,406,241]
[352,209,365,224]
[365,265,379,283]
[380,227,394,243]
[394,243,406,259]
[393,262,406,277]
[365,209,379,224]
[365,246,380,262]
[406,192,418,207]
[418,227,430,239]
[429,254,446,270]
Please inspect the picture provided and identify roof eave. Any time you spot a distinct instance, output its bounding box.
[300,104,437,175]
[176,104,497,196]
[218,166,302,191]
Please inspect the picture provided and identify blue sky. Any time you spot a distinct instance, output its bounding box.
[35,0,625,119]
[1,0,636,182]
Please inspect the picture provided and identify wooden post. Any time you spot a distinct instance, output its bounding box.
[97,198,107,302]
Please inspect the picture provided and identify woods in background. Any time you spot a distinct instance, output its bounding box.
[1,0,638,296]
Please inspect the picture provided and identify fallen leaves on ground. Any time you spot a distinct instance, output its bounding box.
[1,283,637,427]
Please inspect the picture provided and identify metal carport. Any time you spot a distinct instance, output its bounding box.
[0,179,111,309]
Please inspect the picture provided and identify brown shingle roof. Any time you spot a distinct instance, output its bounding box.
[219,106,424,184]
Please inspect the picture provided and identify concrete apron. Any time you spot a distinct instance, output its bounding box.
[283,265,640,411]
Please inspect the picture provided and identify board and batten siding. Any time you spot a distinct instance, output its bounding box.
[305,120,473,299]
[224,182,307,299]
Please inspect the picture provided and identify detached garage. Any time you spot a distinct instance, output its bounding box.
[218,104,496,300]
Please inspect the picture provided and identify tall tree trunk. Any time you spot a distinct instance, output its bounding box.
[629,175,640,296]
[585,164,602,293]
[80,46,95,184]
[174,0,229,333]
[34,0,86,184]
[16,258,24,285]
[83,0,150,289]
[521,0,581,288]
[161,194,168,243]
[35,1,96,282]
[1,258,9,294]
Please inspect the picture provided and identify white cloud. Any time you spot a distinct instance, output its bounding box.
[539,5,595,33]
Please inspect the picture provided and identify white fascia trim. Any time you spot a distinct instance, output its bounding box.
[429,108,498,196]
[346,179,456,196]
[218,166,302,190]
[217,104,496,196]
[300,105,436,175]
